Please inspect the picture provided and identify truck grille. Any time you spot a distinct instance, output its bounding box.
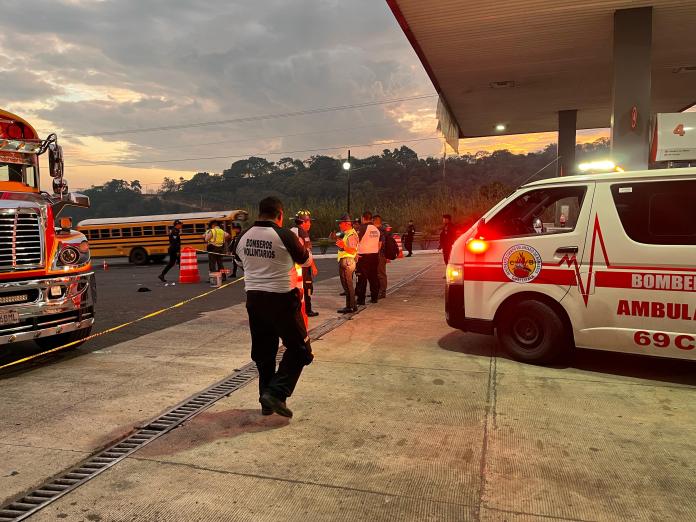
[0,209,44,271]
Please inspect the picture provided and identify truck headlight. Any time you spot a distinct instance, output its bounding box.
[59,246,80,265]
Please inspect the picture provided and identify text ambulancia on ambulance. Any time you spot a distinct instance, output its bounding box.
[445,166,696,363]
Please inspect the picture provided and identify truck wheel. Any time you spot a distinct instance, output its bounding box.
[35,326,93,351]
[497,300,568,364]
[129,248,149,265]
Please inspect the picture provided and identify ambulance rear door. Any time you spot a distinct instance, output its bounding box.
[573,177,696,359]
[465,182,595,321]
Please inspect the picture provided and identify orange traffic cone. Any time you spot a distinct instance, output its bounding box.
[179,248,200,283]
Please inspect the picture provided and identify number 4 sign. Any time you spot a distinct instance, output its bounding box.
[654,113,696,161]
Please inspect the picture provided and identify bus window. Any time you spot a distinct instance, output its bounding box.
[194,223,206,234]
[154,225,166,236]
[0,163,24,182]
[99,229,110,239]
[131,227,142,237]
[122,228,132,238]
[142,226,154,236]
[182,224,195,234]
[111,229,121,238]
[25,165,38,187]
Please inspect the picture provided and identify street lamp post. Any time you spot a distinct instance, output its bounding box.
[342,149,351,214]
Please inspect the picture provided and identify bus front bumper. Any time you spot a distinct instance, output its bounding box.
[0,272,96,345]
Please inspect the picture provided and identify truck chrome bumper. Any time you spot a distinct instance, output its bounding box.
[0,272,96,344]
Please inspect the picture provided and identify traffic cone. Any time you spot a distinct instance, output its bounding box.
[179,248,200,284]
[102,259,108,270]
[393,234,404,259]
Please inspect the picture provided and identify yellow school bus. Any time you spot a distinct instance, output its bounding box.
[77,210,248,264]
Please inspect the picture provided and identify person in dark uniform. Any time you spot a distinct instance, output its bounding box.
[228,222,243,278]
[440,214,457,265]
[235,196,312,418]
[158,219,182,282]
[405,220,416,257]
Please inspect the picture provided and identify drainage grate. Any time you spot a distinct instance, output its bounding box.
[0,262,434,521]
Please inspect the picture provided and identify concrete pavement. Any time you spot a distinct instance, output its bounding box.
[3,252,696,521]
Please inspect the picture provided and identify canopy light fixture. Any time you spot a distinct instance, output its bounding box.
[495,124,506,131]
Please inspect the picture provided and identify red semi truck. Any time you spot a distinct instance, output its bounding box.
[0,108,95,350]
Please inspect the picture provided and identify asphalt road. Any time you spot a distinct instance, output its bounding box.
[0,256,340,372]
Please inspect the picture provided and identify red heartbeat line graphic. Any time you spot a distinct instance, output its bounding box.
[554,215,609,307]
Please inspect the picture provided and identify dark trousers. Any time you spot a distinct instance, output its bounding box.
[339,257,356,308]
[246,290,313,402]
[443,245,452,265]
[302,267,314,312]
[160,249,179,277]
[207,245,225,273]
[405,235,414,255]
[377,253,387,298]
[356,253,380,303]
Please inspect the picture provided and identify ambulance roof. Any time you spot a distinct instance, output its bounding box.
[523,167,696,188]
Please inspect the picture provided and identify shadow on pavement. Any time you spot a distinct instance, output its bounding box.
[437,330,696,386]
[139,409,289,457]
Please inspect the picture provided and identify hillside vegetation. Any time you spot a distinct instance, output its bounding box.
[66,139,609,237]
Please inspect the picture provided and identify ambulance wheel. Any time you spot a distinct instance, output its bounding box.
[35,326,93,351]
[129,247,149,265]
[497,300,567,363]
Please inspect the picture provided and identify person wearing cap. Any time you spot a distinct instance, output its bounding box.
[158,219,183,283]
[336,213,359,313]
[204,220,230,279]
[290,210,319,317]
[234,196,313,418]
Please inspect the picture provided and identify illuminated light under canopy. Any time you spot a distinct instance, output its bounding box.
[495,124,506,131]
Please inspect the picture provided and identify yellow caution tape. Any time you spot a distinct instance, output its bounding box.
[0,276,245,372]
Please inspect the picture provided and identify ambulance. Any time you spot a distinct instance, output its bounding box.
[445,167,696,363]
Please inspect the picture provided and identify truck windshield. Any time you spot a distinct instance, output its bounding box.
[0,161,38,187]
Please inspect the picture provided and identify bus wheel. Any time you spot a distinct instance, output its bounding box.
[497,299,568,364]
[35,326,93,351]
[129,247,149,265]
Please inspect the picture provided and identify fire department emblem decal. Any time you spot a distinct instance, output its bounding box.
[502,245,542,283]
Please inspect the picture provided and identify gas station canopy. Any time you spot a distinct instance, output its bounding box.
[387,0,696,140]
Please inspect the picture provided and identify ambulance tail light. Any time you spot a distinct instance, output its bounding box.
[446,264,464,285]
[466,238,489,254]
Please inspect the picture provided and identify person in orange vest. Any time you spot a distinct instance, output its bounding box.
[158,219,182,283]
[204,220,230,280]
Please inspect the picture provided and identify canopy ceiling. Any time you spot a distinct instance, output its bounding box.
[387,0,696,139]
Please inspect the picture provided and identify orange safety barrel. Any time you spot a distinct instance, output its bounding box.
[393,233,404,259]
[179,248,200,283]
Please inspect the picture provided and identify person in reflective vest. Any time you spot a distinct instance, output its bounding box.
[204,220,229,279]
[336,213,359,313]
[290,210,319,317]
[356,210,383,305]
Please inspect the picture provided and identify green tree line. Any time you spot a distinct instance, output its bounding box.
[66,139,609,237]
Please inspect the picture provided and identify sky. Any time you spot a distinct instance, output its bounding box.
[0,0,607,191]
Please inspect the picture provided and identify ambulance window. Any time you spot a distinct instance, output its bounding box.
[611,180,696,245]
[484,186,586,238]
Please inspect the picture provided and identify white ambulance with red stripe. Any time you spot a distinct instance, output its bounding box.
[445,167,696,363]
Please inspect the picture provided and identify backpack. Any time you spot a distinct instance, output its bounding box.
[383,232,400,261]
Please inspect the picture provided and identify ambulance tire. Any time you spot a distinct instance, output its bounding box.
[498,299,568,364]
